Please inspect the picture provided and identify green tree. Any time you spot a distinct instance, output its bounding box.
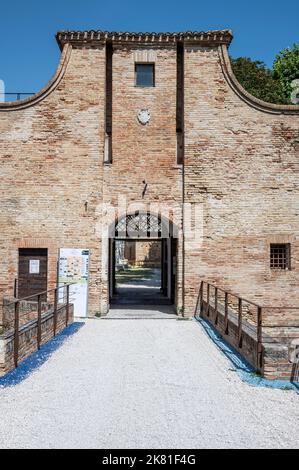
[273,44,299,104]
[231,57,286,104]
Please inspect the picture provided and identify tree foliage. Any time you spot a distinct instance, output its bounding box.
[231,57,286,104]
[273,44,299,104]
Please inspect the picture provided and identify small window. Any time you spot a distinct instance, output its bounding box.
[135,64,155,87]
[270,244,291,270]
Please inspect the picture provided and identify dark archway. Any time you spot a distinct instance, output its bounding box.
[109,212,177,306]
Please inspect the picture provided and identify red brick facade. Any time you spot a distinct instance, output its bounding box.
[124,241,161,267]
[0,29,298,326]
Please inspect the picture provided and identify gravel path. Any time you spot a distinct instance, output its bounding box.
[114,268,164,305]
[0,315,298,449]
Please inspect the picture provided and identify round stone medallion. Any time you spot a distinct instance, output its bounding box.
[137,108,151,125]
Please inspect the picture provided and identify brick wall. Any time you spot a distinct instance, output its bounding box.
[199,299,299,381]
[124,241,161,267]
[0,45,105,317]
[135,241,161,267]
[102,44,184,310]
[200,300,259,371]
[184,45,299,316]
[0,303,74,374]
[0,31,298,325]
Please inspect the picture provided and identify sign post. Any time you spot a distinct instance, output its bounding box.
[58,248,90,317]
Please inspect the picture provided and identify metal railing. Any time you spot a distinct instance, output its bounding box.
[1,284,73,368]
[0,92,35,102]
[197,281,264,369]
[197,281,299,372]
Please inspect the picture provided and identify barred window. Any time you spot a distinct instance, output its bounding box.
[135,64,155,87]
[270,244,290,270]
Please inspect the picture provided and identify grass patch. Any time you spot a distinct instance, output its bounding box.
[116,267,158,283]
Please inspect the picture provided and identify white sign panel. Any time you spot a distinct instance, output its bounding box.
[58,248,90,317]
[29,259,40,274]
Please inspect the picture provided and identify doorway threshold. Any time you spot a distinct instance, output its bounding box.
[104,304,177,319]
[110,296,172,306]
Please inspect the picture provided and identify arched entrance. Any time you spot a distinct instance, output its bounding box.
[109,212,177,306]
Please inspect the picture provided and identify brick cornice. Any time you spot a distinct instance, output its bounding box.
[219,44,299,115]
[56,30,233,49]
[0,44,72,112]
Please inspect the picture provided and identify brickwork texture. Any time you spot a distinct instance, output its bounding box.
[0,30,299,379]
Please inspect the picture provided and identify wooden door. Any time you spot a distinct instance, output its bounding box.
[18,248,48,300]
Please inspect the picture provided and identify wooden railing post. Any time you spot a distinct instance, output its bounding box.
[53,288,58,336]
[14,278,18,298]
[257,306,263,369]
[14,301,20,368]
[238,297,243,348]
[196,280,265,372]
[214,287,218,325]
[66,284,70,327]
[37,294,42,350]
[206,283,210,317]
[199,281,203,316]
[224,292,229,334]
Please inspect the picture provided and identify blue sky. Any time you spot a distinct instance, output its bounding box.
[1,0,298,92]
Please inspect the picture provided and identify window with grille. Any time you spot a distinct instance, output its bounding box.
[135,64,155,87]
[270,244,290,270]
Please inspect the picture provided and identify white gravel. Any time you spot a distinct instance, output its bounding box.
[0,314,298,449]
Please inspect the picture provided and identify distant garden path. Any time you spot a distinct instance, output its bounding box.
[114,267,165,305]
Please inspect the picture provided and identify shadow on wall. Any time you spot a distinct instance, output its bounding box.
[0,322,84,388]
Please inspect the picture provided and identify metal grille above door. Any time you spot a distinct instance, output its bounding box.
[114,212,165,238]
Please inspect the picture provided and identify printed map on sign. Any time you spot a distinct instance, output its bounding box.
[58,248,90,317]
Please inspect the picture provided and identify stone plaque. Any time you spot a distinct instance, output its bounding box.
[137,108,151,125]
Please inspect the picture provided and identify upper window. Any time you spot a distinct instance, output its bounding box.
[270,243,291,270]
[135,64,155,87]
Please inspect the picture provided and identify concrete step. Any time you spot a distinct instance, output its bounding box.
[104,305,178,319]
